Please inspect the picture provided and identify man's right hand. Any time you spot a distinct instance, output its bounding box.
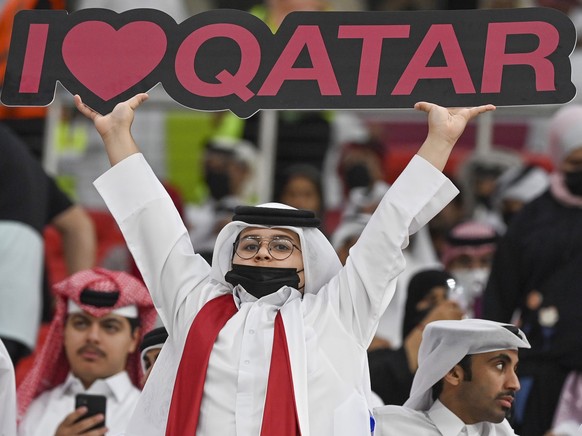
[54,407,107,436]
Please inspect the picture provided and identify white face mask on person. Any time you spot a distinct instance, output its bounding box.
[448,268,490,312]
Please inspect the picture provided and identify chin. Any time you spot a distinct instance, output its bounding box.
[490,410,508,424]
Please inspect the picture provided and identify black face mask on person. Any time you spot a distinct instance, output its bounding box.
[344,163,372,191]
[564,170,582,197]
[205,168,231,200]
[225,264,303,299]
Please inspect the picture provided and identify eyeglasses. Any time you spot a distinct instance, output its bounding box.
[234,236,302,260]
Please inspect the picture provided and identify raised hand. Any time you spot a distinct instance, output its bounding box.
[414,102,496,171]
[74,93,149,165]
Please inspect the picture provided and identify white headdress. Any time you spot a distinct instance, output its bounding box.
[404,319,530,411]
[210,202,342,295]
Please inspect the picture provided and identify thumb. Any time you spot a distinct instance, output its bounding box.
[414,101,436,113]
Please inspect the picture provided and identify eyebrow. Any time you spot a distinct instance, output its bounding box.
[487,353,517,364]
[69,313,91,321]
[100,317,123,324]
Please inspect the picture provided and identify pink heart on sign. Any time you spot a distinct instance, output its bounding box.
[62,21,167,101]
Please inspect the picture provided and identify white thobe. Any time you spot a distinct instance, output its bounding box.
[374,400,518,436]
[0,340,16,436]
[18,372,140,436]
[94,153,457,436]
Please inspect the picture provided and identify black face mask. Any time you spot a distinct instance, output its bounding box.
[345,163,371,191]
[205,169,231,200]
[224,264,302,299]
[564,170,582,197]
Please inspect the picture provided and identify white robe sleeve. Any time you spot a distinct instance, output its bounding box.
[0,340,16,436]
[94,154,212,342]
[320,155,458,346]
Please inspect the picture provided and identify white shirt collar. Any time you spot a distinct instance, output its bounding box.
[62,371,135,403]
[428,400,469,436]
[233,285,303,307]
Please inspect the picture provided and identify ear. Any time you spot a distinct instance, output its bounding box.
[444,364,464,387]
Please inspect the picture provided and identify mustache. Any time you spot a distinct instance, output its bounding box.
[77,345,105,357]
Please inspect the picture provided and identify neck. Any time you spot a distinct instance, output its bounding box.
[439,394,478,425]
[76,374,97,390]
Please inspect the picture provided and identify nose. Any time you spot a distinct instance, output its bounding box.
[86,322,101,343]
[254,241,272,260]
[506,369,520,392]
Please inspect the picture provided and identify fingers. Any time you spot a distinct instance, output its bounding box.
[414,101,496,116]
[467,103,496,119]
[82,424,108,436]
[413,101,434,113]
[59,407,89,427]
[74,93,149,118]
[74,95,99,120]
[55,408,106,436]
[71,413,106,435]
[127,93,149,110]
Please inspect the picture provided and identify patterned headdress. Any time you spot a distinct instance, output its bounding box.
[441,221,498,268]
[17,268,156,420]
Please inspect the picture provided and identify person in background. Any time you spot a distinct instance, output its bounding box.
[369,269,464,406]
[490,164,550,234]
[0,0,67,160]
[374,319,530,436]
[337,139,390,219]
[276,164,325,227]
[185,137,258,263]
[0,123,96,366]
[330,213,371,267]
[544,371,582,436]
[455,148,522,226]
[17,268,156,436]
[441,220,498,318]
[483,103,582,436]
[139,326,168,387]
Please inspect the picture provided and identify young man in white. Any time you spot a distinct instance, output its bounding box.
[374,319,530,436]
[17,268,156,436]
[76,92,494,435]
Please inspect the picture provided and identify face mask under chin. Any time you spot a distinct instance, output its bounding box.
[225,264,302,299]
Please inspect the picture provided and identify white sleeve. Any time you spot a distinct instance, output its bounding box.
[94,154,212,341]
[322,155,458,347]
[0,340,16,436]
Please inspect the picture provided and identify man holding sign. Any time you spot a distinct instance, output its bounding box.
[75,90,493,435]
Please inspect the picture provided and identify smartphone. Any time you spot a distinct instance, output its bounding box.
[75,394,106,432]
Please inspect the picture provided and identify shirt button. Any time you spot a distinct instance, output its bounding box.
[244,360,250,365]
[249,329,255,335]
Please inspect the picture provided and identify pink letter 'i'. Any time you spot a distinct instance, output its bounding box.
[19,23,49,93]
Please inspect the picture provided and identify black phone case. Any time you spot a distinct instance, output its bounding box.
[75,394,106,432]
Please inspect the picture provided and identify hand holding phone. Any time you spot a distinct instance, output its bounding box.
[73,394,107,433]
[55,395,107,435]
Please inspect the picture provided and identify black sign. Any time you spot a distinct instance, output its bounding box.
[1,7,576,118]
